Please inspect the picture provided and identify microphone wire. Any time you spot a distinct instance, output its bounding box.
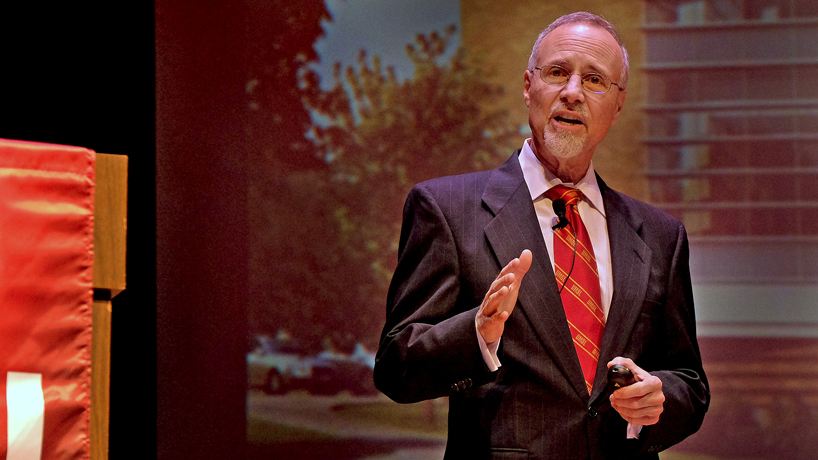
[554,204,578,294]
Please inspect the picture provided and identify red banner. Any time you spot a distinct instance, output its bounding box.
[0,139,94,460]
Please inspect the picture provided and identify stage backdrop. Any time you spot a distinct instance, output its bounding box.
[244,1,818,459]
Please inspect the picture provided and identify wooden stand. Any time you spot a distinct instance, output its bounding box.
[90,154,128,460]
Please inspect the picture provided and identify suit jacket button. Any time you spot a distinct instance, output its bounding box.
[465,378,473,388]
[457,380,467,390]
[588,408,598,419]
[451,383,459,391]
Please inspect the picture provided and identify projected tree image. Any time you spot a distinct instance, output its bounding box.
[245,0,329,172]
[250,27,520,354]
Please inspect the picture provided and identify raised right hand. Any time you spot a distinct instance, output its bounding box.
[476,249,532,344]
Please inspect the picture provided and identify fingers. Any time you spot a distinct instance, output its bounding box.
[502,249,532,295]
[477,273,515,343]
[482,249,532,314]
[496,252,522,279]
[610,377,664,425]
[492,272,516,296]
[517,249,533,276]
[476,300,510,330]
[476,250,532,344]
[497,249,533,281]
[481,274,513,315]
[607,357,665,426]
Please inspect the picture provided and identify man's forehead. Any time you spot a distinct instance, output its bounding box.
[545,22,620,46]
[537,23,623,72]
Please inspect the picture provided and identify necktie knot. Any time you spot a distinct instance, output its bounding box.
[546,185,582,206]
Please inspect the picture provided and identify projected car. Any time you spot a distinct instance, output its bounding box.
[247,334,377,395]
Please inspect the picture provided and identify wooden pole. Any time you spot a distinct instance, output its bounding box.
[91,153,128,460]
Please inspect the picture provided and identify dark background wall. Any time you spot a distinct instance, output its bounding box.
[156,1,248,458]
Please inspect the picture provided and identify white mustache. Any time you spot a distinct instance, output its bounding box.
[549,103,589,121]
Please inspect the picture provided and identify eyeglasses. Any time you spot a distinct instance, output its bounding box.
[533,64,622,95]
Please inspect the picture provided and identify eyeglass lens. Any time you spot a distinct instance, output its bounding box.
[538,65,611,94]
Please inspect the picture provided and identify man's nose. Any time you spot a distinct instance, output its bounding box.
[560,74,584,105]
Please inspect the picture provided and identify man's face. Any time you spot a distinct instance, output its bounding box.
[524,23,627,168]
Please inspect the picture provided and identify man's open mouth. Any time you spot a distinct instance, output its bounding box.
[555,116,583,125]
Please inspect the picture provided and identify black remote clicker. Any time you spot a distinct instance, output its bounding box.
[608,364,637,389]
[598,364,638,407]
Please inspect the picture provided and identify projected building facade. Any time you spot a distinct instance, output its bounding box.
[643,0,818,335]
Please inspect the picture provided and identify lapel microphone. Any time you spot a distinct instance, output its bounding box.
[551,199,569,230]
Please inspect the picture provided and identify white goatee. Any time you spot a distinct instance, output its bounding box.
[543,129,586,159]
[543,103,589,159]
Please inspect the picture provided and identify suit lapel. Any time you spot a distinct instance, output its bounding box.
[590,178,653,402]
[482,152,589,400]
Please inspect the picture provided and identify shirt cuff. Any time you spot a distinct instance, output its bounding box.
[476,322,502,371]
[627,423,642,439]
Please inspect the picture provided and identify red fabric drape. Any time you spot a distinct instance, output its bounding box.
[0,139,94,460]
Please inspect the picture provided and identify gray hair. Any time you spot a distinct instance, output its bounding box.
[528,12,629,90]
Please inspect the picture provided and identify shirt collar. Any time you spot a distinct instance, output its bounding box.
[519,139,606,217]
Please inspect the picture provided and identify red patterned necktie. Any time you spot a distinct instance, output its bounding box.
[545,185,605,394]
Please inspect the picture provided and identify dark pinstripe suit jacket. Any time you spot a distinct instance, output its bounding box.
[374,151,709,460]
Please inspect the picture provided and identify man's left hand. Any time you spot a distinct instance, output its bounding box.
[607,357,664,426]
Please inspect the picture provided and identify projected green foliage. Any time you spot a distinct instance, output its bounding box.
[252,27,520,352]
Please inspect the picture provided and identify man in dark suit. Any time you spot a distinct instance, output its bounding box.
[374,12,709,460]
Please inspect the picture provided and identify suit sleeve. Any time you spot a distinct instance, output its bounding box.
[634,222,710,454]
[374,184,496,404]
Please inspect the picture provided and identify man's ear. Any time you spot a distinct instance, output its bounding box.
[523,70,533,108]
[610,89,627,126]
